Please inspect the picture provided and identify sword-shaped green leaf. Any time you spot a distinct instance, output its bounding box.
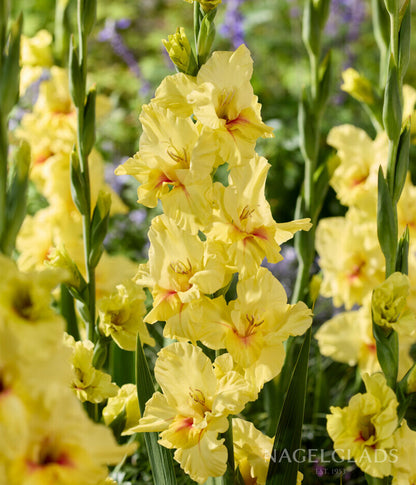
[265,328,311,485]
[135,334,177,485]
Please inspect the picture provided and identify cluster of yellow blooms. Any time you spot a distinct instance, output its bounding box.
[0,30,161,485]
[116,43,312,483]
[316,84,416,375]
[16,31,154,348]
[0,257,136,485]
[16,32,140,296]
[316,71,416,481]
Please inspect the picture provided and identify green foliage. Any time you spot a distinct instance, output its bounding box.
[135,333,177,485]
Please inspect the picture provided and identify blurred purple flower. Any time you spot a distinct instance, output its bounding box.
[128,209,147,227]
[97,19,151,96]
[325,0,368,104]
[116,19,132,30]
[314,461,326,478]
[219,0,246,49]
[326,0,367,43]
[105,158,129,196]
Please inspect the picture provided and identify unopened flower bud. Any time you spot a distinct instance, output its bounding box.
[46,244,86,291]
[341,68,375,105]
[162,27,197,75]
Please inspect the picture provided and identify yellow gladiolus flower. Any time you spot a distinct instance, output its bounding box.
[327,124,389,212]
[103,384,141,432]
[187,44,274,164]
[0,256,66,362]
[327,373,399,478]
[152,45,273,164]
[153,72,197,117]
[18,67,126,216]
[316,209,385,309]
[0,325,72,463]
[391,420,416,484]
[315,296,414,380]
[398,176,416,250]
[116,103,215,232]
[6,388,136,485]
[208,155,311,277]
[136,214,231,335]
[20,30,53,94]
[98,280,154,351]
[192,267,312,390]
[233,418,273,485]
[16,204,137,300]
[64,335,119,403]
[372,272,416,333]
[95,253,139,300]
[125,342,253,483]
[21,30,53,68]
[16,205,77,272]
[0,329,30,462]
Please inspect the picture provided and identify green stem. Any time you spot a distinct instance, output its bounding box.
[76,103,95,340]
[221,417,237,485]
[379,47,388,88]
[291,261,309,304]
[309,52,319,102]
[0,114,7,252]
[74,0,96,342]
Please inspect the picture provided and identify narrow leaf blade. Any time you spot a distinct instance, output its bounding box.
[266,328,311,485]
[135,334,177,485]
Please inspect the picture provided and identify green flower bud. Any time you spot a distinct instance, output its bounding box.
[89,190,111,268]
[0,14,22,116]
[162,27,197,75]
[309,273,322,308]
[70,149,88,215]
[392,122,410,205]
[298,87,318,162]
[395,226,409,274]
[46,243,87,292]
[197,13,216,66]
[82,85,96,157]
[383,62,402,141]
[2,140,30,255]
[69,38,85,108]
[317,51,332,112]
[341,68,375,105]
[302,0,321,56]
[377,167,397,275]
[372,0,390,51]
[80,0,96,37]
[398,0,411,81]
